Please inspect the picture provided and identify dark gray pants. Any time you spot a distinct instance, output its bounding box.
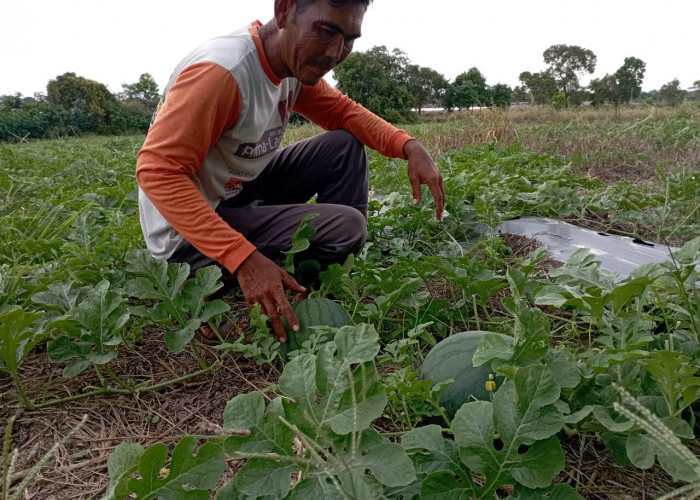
[169,129,369,275]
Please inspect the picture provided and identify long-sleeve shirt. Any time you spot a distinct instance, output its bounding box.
[137,21,413,273]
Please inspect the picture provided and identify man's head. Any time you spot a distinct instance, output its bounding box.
[271,0,371,85]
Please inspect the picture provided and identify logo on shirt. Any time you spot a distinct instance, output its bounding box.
[234,125,285,159]
[233,92,294,159]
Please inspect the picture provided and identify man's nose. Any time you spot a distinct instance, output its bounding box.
[324,34,345,62]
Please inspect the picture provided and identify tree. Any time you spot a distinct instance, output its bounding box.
[404,65,447,113]
[458,67,488,107]
[121,73,160,101]
[487,83,513,108]
[47,72,118,133]
[1,93,24,110]
[334,46,415,121]
[589,75,619,106]
[659,79,684,106]
[691,80,700,100]
[511,85,530,104]
[543,44,597,96]
[443,67,488,111]
[518,71,558,105]
[614,57,646,104]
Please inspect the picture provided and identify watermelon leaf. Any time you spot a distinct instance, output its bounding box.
[283,212,319,274]
[127,436,226,499]
[125,249,229,353]
[442,364,568,497]
[280,323,385,438]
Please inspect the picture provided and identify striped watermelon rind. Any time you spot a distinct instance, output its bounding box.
[281,297,351,356]
[419,330,512,419]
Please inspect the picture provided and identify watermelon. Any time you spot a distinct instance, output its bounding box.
[420,330,511,419]
[281,297,351,356]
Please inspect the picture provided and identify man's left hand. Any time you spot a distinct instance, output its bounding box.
[403,139,446,220]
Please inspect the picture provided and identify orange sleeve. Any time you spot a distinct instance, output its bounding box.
[293,79,413,159]
[136,62,256,273]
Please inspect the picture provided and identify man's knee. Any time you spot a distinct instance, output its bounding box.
[312,205,367,263]
[344,206,368,253]
[328,130,367,164]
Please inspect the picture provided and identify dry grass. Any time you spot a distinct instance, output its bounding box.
[1,326,277,499]
[285,104,699,186]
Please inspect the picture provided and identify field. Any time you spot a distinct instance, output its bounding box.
[1,104,699,499]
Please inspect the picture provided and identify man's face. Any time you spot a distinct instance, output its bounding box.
[279,0,366,85]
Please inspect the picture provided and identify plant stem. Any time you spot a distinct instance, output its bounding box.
[93,365,108,389]
[103,364,134,393]
[472,295,481,330]
[9,373,33,410]
[29,362,221,410]
[190,341,208,369]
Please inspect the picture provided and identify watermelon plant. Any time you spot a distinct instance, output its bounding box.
[3,125,700,498]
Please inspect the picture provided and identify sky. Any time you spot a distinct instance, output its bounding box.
[2,0,699,98]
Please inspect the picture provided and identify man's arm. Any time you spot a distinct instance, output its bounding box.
[137,63,257,272]
[137,63,304,339]
[294,80,445,219]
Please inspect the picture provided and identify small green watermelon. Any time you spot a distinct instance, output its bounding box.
[420,330,512,419]
[281,297,351,357]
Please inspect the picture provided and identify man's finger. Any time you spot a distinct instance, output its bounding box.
[261,297,287,342]
[277,294,299,334]
[281,269,306,294]
[429,178,445,220]
[410,177,422,205]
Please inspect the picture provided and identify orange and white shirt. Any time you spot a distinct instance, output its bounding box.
[137,21,412,273]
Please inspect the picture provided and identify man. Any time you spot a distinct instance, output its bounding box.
[136,0,445,342]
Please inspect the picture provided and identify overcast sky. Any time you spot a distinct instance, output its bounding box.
[2,0,698,98]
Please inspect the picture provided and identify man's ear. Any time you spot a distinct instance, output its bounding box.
[274,0,293,29]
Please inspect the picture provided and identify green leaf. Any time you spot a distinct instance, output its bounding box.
[32,280,81,312]
[401,424,465,477]
[449,365,568,495]
[126,251,229,353]
[280,324,386,439]
[593,405,635,433]
[235,457,296,498]
[103,442,144,500]
[71,280,129,344]
[128,436,226,499]
[472,332,514,367]
[510,483,585,499]
[546,349,583,389]
[284,212,319,273]
[640,349,699,416]
[496,366,563,443]
[673,236,700,267]
[625,432,657,469]
[355,441,416,487]
[0,306,44,374]
[420,470,476,499]
[63,358,92,378]
[223,393,293,457]
[607,277,651,312]
[333,323,381,363]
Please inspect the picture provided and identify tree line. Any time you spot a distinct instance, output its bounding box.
[0,73,159,142]
[1,43,698,141]
[333,44,699,120]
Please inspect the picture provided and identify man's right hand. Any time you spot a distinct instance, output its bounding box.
[235,250,306,342]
